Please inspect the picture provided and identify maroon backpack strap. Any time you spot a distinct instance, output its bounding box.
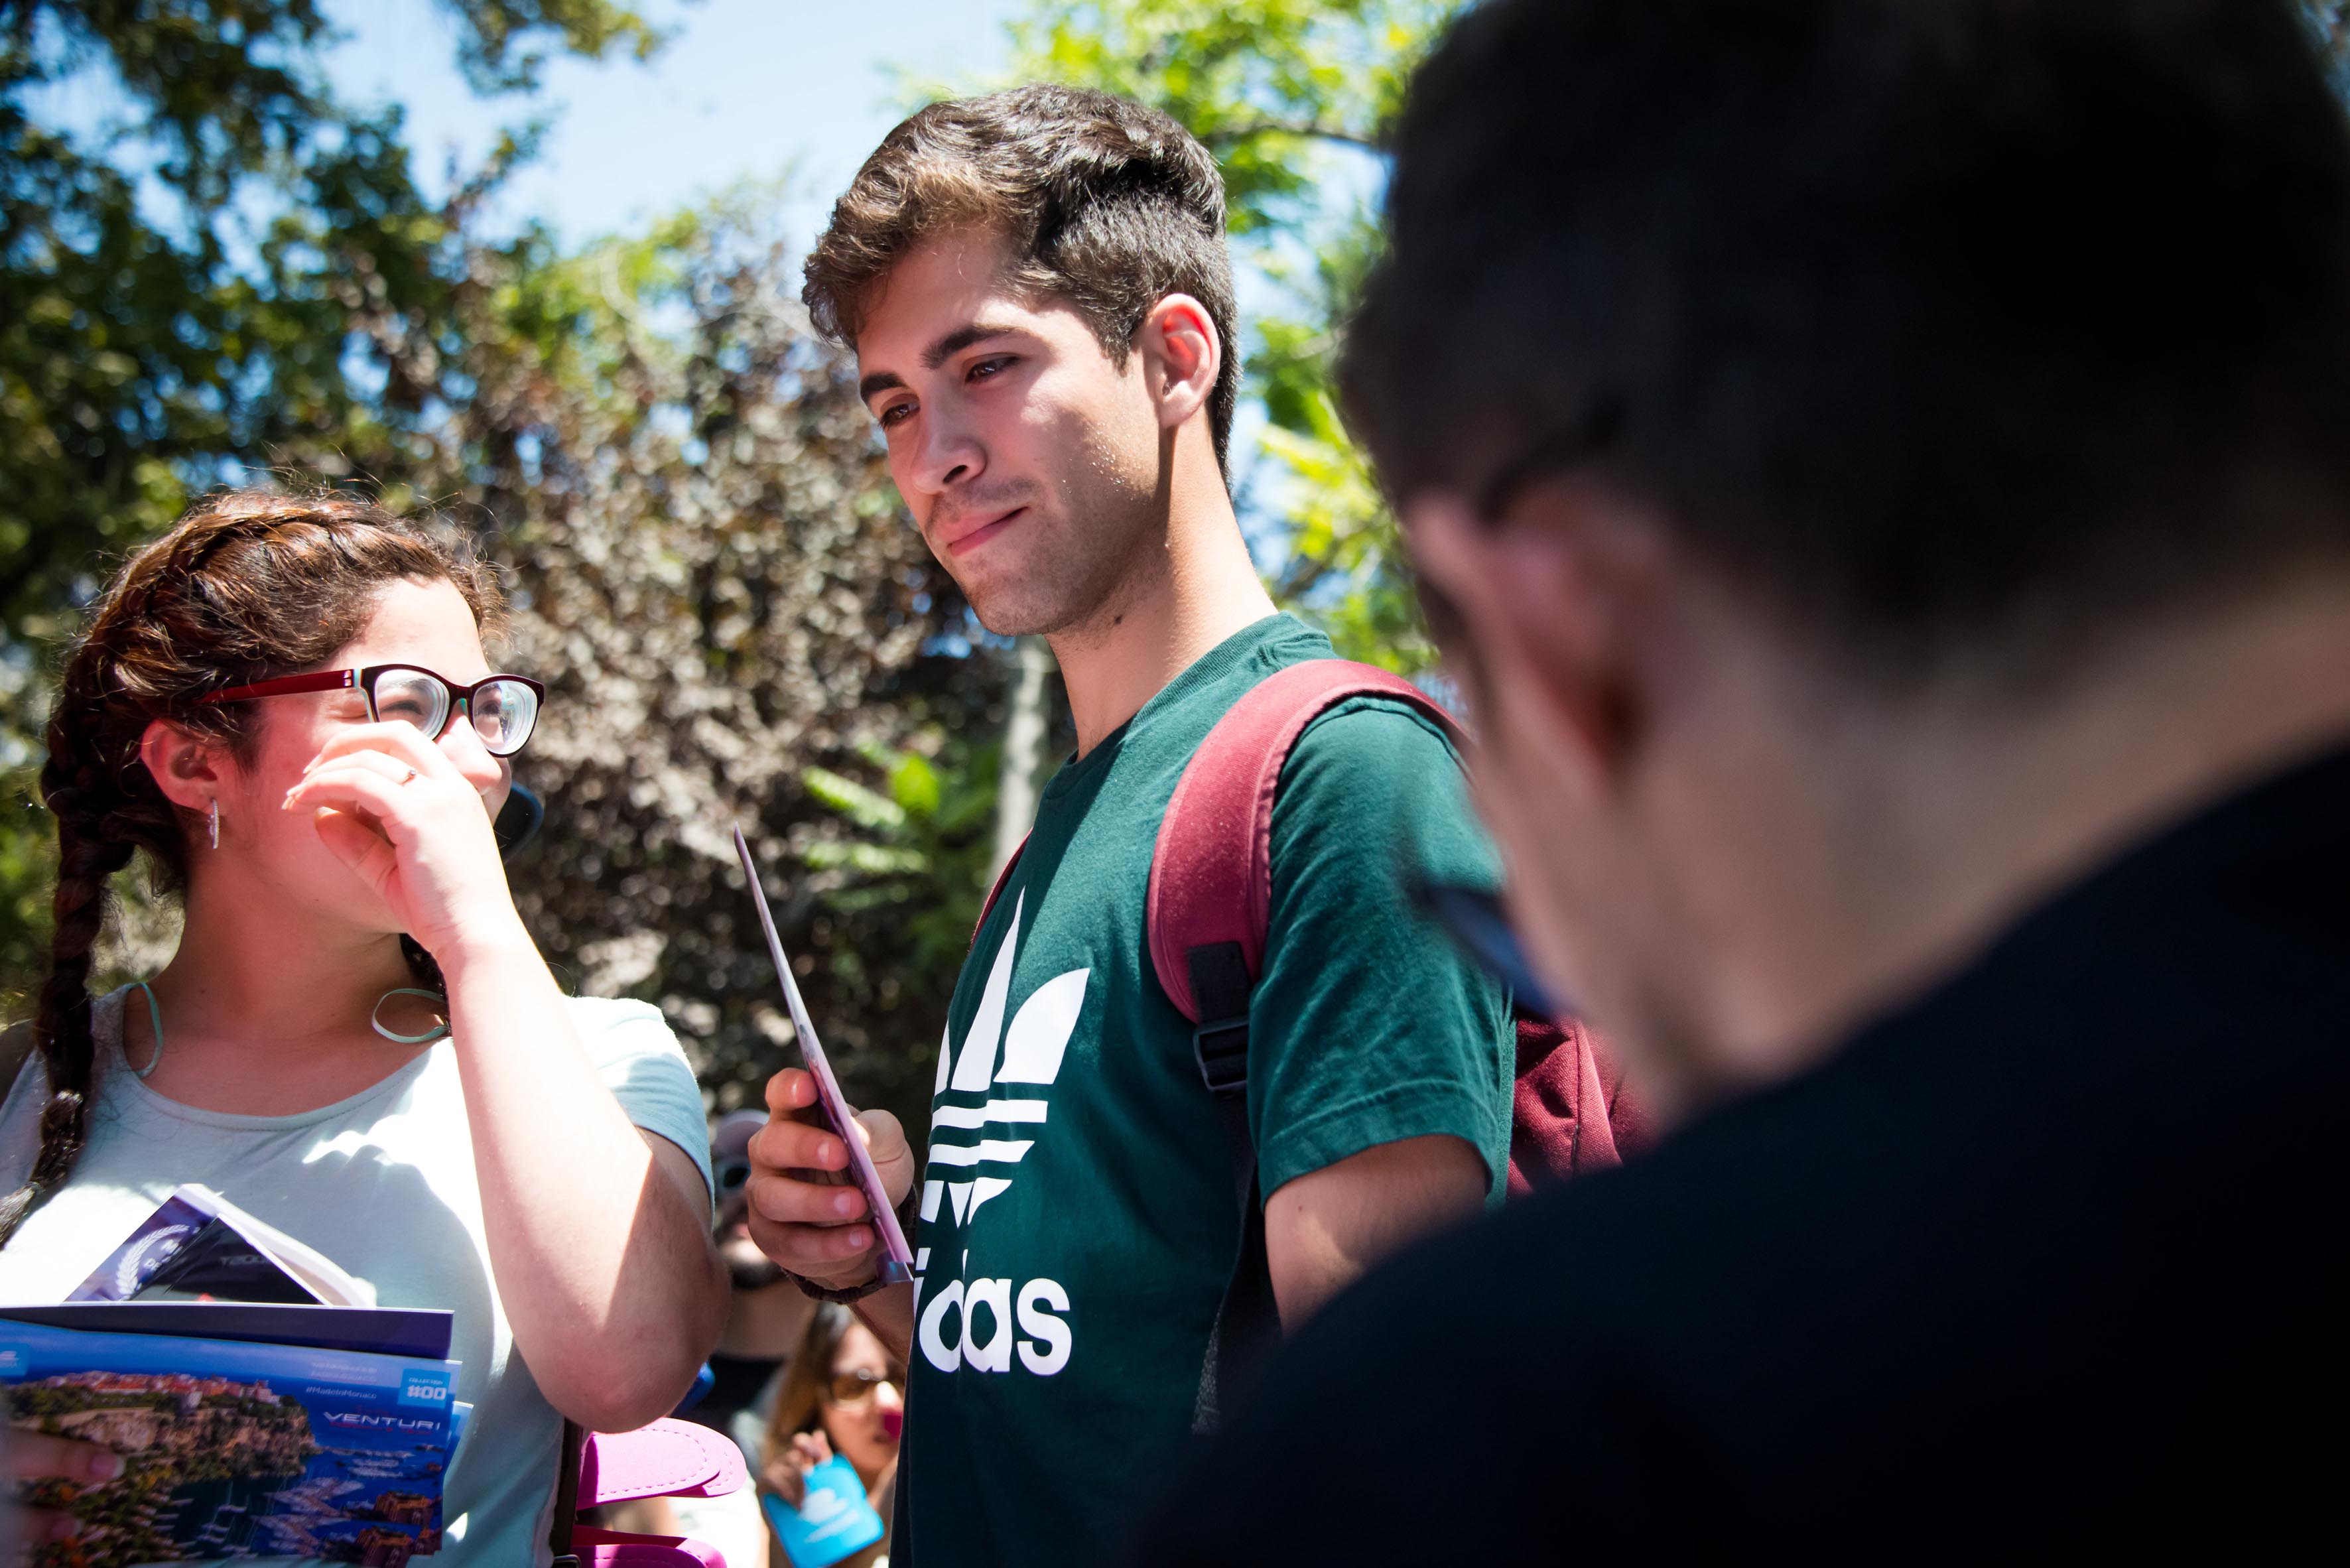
[1146,659,1463,1023]
[973,836,1027,945]
[1145,657,1463,1432]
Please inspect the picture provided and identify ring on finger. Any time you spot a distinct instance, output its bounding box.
[398,766,419,785]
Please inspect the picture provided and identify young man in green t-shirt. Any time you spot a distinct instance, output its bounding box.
[744,86,1514,1568]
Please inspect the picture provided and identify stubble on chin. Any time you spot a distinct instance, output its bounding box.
[960,542,1087,639]
[952,467,1163,643]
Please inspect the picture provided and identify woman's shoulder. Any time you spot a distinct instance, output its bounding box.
[562,996,714,1197]
[562,994,681,1049]
[561,995,698,1083]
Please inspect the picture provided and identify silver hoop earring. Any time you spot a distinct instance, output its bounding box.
[208,797,220,850]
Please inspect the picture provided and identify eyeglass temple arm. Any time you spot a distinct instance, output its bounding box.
[201,670,359,705]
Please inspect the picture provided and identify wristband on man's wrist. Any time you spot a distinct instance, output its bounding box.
[781,1182,922,1304]
[782,1269,892,1305]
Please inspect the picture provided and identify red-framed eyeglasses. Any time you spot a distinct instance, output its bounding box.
[200,665,547,757]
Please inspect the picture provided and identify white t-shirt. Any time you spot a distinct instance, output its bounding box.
[0,987,714,1567]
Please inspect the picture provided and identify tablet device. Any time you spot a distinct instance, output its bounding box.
[734,826,917,1285]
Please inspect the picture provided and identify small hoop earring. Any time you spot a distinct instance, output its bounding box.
[371,988,450,1046]
[208,798,220,850]
[127,979,165,1080]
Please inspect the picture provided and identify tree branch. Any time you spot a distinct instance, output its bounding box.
[1203,119,1382,153]
[1275,546,1340,603]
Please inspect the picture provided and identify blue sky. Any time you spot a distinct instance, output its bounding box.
[324,0,1027,249]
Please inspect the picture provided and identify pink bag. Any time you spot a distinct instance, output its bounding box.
[553,1417,750,1568]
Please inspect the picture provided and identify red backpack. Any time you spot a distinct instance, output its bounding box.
[980,657,1648,1425]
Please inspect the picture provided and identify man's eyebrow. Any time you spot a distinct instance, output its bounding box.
[858,324,1021,404]
[922,323,1017,370]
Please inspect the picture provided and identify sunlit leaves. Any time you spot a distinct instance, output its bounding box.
[805,765,909,834]
[1,1,683,991]
[795,730,998,1080]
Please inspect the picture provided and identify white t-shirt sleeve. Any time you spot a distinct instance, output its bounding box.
[566,996,714,1209]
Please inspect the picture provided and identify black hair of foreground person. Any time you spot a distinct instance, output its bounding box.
[1128,0,2350,1561]
[1340,0,2350,681]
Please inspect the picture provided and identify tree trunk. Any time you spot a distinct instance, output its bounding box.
[990,637,1055,882]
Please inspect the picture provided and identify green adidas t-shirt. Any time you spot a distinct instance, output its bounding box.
[897,614,1512,1568]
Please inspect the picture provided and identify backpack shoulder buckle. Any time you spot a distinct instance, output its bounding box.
[1193,1013,1250,1098]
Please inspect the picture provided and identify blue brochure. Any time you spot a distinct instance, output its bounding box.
[1,1319,461,1563]
[761,1455,887,1567]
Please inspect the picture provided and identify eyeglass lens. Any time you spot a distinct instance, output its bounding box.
[827,1369,901,1405]
[369,669,540,757]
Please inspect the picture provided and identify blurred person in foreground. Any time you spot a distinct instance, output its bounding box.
[1138,0,2350,1559]
[757,1305,905,1568]
[744,85,1514,1568]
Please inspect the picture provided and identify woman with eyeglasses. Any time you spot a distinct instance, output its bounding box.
[0,493,728,1563]
[758,1305,905,1568]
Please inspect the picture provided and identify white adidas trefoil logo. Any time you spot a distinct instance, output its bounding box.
[913,891,1090,1378]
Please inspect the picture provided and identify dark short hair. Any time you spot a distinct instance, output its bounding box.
[805,85,1241,475]
[1342,0,2350,683]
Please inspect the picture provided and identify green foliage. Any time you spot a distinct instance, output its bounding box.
[795,736,998,1110]
[992,1,1447,231]
[0,0,667,1000]
[0,0,657,628]
[438,0,670,92]
[982,0,1469,673]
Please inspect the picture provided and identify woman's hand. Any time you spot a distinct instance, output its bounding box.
[3,1431,123,1559]
[761,1430,834,1509]
[281,722,522,958]
[315,705,732,1432]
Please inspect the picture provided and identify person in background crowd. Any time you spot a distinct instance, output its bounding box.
[692,1110,822,1463]
[757,1305,905,1568]
[591,1112,806,1567]
[1139,0,2350,1559]
[746,85,1514,1568]
[0,493,728,1564]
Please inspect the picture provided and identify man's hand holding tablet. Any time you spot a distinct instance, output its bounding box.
[744,1069,917,1296]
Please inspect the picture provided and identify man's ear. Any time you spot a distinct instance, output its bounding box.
[1405,484,1657,795]
[138,720,227,815]
[1134,293,1220,432]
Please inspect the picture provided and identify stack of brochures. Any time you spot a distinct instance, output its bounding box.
[1,1185,462,1565]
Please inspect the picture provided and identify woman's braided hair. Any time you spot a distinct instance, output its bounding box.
[0,491,504,1247]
